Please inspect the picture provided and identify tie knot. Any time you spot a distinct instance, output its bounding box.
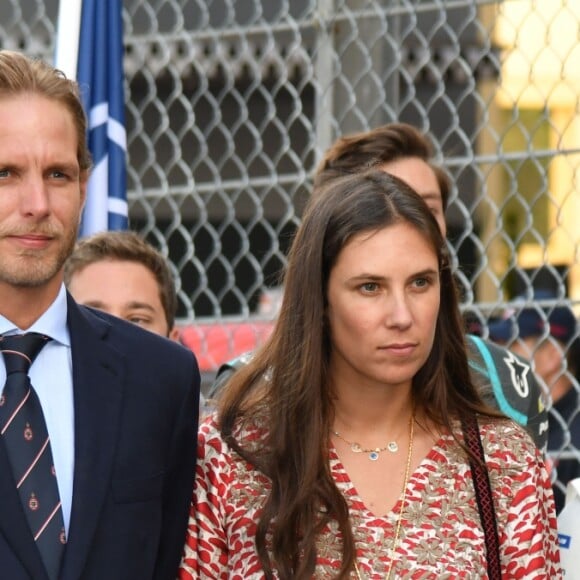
[1,333,50,375]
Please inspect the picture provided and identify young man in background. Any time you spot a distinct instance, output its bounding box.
[65,230,208,415]
[65,230,180,341]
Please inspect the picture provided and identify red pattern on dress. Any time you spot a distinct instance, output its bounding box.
[179,415,561,579]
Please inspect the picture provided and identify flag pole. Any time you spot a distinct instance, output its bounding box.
[54,0,83,80]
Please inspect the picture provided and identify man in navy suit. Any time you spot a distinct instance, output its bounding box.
[0,50,199,579]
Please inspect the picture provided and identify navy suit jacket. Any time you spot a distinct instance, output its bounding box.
[0,294,200,579]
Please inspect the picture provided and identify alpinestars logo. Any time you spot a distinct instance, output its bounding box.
[503,351,531,398]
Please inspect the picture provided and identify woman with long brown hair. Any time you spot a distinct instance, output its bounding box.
[180,170,559,578]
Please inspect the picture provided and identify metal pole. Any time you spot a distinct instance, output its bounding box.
[54,0,83,79]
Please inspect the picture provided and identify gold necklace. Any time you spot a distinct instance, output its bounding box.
[332,429,399,460]
[352,415,414,580]
[332,416,410,461]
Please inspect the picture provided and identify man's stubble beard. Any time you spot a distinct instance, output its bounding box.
[0,222,79,288]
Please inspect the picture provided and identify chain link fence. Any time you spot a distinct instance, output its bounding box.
[2,0,580,504]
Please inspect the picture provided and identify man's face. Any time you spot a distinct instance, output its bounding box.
[380,156,447,236]
[0,94,86,293]
[68,259,179,340]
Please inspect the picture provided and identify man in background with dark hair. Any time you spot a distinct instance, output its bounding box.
[65,230,180,341]
[65,230,207,414]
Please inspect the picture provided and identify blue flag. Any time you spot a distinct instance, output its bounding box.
[77,0,128,236]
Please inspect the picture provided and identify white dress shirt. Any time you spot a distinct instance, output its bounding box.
[0,284,75,534]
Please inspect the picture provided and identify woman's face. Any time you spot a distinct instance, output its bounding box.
[326,221,440,391]
[380,157,446,236]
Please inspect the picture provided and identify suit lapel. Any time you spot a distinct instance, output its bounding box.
[59,295,125,580]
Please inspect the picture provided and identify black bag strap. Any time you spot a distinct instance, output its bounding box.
[461,412,502,579]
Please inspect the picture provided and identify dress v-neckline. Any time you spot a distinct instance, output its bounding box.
[329,432,447,519]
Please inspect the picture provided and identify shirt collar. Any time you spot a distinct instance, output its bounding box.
[0,284,70,347]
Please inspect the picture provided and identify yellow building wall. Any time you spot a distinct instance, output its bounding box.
[491,0,580,301]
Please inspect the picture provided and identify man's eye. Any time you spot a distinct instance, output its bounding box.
[127,316,149,325]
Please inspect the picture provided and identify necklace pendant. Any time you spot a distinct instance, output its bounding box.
[387,441,398,453]
[351,443,363,453]
[368,451,379,461]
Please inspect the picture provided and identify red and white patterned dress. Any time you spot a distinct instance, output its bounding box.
[179,415,561,579]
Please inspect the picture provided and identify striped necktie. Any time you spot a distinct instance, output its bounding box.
[0,333,66,580]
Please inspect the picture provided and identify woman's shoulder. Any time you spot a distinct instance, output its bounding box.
[198,411,269,460]
[477,416,542,469]
[199,411,221,435]
[477,415,534,442]
[197,413,227,459]
[195,413,272,511]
